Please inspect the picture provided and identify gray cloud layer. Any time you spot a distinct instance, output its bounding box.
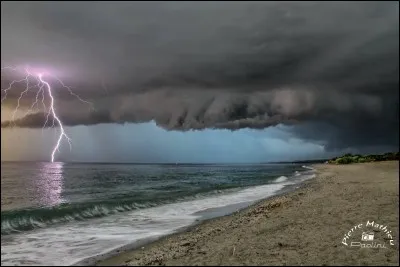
[1,1,399,152]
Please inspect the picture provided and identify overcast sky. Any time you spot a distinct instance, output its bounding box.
[1,1,398,162]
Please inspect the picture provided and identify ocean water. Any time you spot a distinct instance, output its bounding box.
[1,162,315,266]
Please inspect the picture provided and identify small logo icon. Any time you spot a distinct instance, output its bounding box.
[361,232,374,241]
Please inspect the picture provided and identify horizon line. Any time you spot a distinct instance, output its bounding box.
[0,159,329,165]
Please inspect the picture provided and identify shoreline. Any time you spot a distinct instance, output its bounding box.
[75,169,313,266]
[97,161,399,266]
[91,167,314,266]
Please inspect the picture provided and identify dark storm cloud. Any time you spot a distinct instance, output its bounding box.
[1,1,399,152]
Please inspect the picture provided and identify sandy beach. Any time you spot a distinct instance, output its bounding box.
[97,161,399,266]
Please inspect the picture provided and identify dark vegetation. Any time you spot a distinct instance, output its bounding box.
[327,152,399,165]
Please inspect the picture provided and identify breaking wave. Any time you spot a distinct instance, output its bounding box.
[1,169,312,235]
[302,165,314,170]
[274,176,288,183]
[1,202,160,235]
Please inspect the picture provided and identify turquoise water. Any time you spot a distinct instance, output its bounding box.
[1,162,314,265]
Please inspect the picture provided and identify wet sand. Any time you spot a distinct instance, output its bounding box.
[97,161,399,266]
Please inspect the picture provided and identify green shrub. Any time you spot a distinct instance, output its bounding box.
[328,151,399,165]
[335,157,354,164]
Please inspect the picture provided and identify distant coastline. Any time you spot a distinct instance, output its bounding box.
[327,152,399,165]
[269,152,400,165]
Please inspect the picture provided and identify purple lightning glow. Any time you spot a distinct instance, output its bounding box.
[1,66,94,162]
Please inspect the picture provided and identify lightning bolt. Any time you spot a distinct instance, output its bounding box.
[1,65,94,162]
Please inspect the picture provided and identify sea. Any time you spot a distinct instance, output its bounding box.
[1,162,316,266]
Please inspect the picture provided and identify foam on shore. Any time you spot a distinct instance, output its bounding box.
[1,169,315,266]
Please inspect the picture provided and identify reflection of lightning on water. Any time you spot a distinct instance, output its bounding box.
[1,66,94,162]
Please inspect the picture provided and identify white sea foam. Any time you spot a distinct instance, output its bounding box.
[1,167,318,266]
[274,176,288,183]
[1,182,286,266]
[302,165,314,170]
